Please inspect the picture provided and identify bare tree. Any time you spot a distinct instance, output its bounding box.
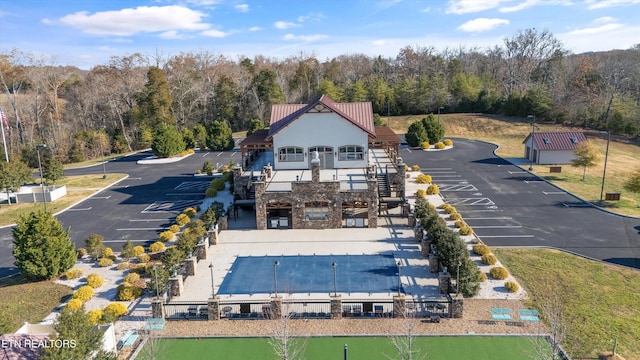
[267,298,307,360]
[386,305,426,360]
[528,291,568,360]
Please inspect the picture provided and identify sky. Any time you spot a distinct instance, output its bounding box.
[1,0,639,69]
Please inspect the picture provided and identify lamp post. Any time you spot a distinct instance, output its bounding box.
[599,130,611,203]
[273,260,280,297]
[332,261,337,296]
[344,344,348,360]
[99,126,107,179]
[209,262,215,297]
[438,106,444,124]
[397,261,402,296]
[36,144,47,212]
[528,115,535,170]
[456,260,462,295]
[153,265,160,298]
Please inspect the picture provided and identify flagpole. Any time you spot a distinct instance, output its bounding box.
[0,107,8,162]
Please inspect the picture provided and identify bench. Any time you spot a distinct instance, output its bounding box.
[144,317,166,331]
[519,309,540,322]
[118,329,139,349]
[490,308,512,321]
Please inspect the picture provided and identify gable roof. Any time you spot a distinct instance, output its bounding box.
[523,131,587,151]
[267,95,375,140]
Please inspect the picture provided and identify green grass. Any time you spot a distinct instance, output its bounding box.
[137,336,545,360]
[0,275,72,333]
[494,248,640,359]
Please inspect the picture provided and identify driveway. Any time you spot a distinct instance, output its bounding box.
[401,138,640,269]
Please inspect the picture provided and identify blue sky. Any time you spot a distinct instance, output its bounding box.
[1,0,639,69]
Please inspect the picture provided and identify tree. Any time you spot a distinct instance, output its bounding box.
[85,233,105,260]
[420,114,445,144]
[623,168,640,194]
[162,247,186,271]
[40,307,106,360]
[571,141,600,181]
[246,118,264,136]
[132,66,175,129]
[43,156,64,185]
[181,127,195,149]
[12,211,76,280]
[0,159,33,205]
[405,121,428,147]
[206,120,234,150]
[121,240,136,260]
[151,123,185,158]
[192,124,207,150]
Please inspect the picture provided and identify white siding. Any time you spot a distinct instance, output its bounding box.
[538,150,575,165]
[273,112,369,170]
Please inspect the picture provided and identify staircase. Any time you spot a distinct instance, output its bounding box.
[377,174,391,197]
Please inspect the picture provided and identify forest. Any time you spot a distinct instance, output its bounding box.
[1,28,639,164]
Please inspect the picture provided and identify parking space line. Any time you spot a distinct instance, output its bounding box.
[217,152,223,156]
[67,207,92,211]
[129,219,166,222]
[202,153,208,157]
[439,184,478,191]
[91,196,111,199]
[464,217,512,220]
[231,151,237,156]
[471,225,523,229]
[543,191,565,195]
[404,148,412,153]
[479,235,535,238]
[444,198,495,206]
[508,171,527,174]
[116,227,165,231]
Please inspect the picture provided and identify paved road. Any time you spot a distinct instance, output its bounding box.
[0,149,241,279]
[401,138,640,269]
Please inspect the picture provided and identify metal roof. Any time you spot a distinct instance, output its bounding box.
[523,131,587,151]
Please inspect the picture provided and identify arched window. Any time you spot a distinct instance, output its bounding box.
[278,147,304,162]
[338,145,364,161]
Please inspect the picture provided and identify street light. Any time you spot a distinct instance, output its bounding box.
[153,265,160,298]
[99,126,107,179]
[209,262,215,297]
[528,115,535,171]
[456,260,462,295]
[599,130,611,203]
[438,106,444,124]
[332,261,337,296]
[397,260,402,296]
[36,144,47,213]
[273,260,280,297]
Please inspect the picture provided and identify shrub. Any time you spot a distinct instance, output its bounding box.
[490,267,509,280]
[438,203,451,210]
[479,272,487,282]
[434,142,445,149]
[210,178,226,191]
[201,161,214,175]
[449,213,462,221]
[205,187,218,198]
[116,283,143,301]
[443,139,453,146]
[481,254,497,265]
[415,189,426,198]
[116,262,130,271]
[98,258,114,267]
[415,174,432,184]
[168,224,181,233]
[459,226,474,236]
[103,302,128,321]
[87,309,103,325]
[133,246,145,256]
[86,273,105,288]
[138,254,151,263]
[420,141,430,149]
[472,244,491,256]
[454,220,467,228]
[73,285,94,301]
[76,248,88,258]
[149,241,165,253]
[426,184,440,195]
[176,213,190,226]
[158,230,174,243]
[64,269,84,280]
[101,247,114,258]
[124,272,141,284]
[183,207,197,218]
[66,299,84,311]
[444,206,457,214]
[411,165,420,172]
[504,281,519,292]
[195,169,202,174]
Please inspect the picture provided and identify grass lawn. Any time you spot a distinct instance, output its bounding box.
[137,336,545,360]
[0,275,72,333]
[387,113,640,216]
[494,248,640,359]
[0,173,127,226]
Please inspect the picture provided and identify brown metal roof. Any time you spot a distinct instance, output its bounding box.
[267,95,375,140]
[370,126,400,145]
[238,128,270,148]
[523,131,587,151]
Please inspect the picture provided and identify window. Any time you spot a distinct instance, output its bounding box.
[304,203,329,220]
[278,147,303,162]
[543,138,550,144]
[338,145,364,161]
[570,137,578,144]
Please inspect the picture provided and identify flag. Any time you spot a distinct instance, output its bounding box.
[0,107,8,131]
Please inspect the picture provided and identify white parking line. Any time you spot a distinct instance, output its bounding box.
[405,148,412,153]
[471,225,523,229]
[217,152,223,156]
[91,195,111,199]
[67,207,92,211]
[202,153,209,157]
[508,171,527,174]
[479,235,535,238]
[464,217,513,220]
[116,228,165,231]
[543,191,565,195]
[231,151,237,156]
[128,177,142,180]
[129,219,167,222]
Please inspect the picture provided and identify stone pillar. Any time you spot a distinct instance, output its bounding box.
[255,181,267,230]
[428,254,439,273]
[219,216,228,230]
[207,296,220,320]
[330,295,342,319]
[438,272,451,294]
[420,240,431,257]
[270,296,282,319]
[185,257,197,276]
[151,298,164,319]
[414,226,423,242]
[196,243,207,260]
[311,157,320,183]
[169,276,184,297]
[408,212,416,228]
[208,229,218,245]
[393,295,406,318]
[368,179,378,228]
[396,159,406,196]
[450,294,464,319]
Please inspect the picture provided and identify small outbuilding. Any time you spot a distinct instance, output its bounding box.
[523,131,587,165]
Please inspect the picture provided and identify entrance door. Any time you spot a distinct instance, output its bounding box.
[308,146,334,169]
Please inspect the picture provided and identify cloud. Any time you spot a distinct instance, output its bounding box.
[159,30,186,39]
[420,7,432,12]
[186,0,221,6]
[201,29,230,37]
[249,26,262,31]
[297,12,325,23]
[457,18,510,32]
[283,33,328,42]
[499,0,572,12]
[586,0,640,9]
[564,23,623,35]
[594,16,617,23]
[234,4,249,12]
[52,6,210,36]
[446,0,511,14]
[274,20,300,29]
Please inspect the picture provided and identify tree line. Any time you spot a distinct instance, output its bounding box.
[1,28,639,165]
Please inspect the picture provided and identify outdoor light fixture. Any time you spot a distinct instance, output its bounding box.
[599,130,611,203]
[273,260,280,297]
[397,260,402,296]
[36,144,47,213]
[528,115,535,171]
[99,125,107,179]
[209,262,215,297]
[332,261,337,296]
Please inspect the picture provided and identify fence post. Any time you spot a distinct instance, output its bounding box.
[185,257,197,276]
[169,276,184,297]
[393,295,406,318]
[438,271,451,294]
[151,298,165,319]
[207,297,220,320]
[270,296,282,319]
[330,295,342,319]
[450,294,463,318]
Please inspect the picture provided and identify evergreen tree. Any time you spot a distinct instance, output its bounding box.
[246,118,264,136]
[318,79,344,101]
[12,211,76,280]
[421,114,445,144]
[43,156,64,185]
[206,120,234,150]
[192,124,207,150]
[84,233,105,260]
[151,123,185,158]
[405,121,428,147]
[132,66,175,130]
[121,240,136,260]
[0,159,34,205]
[182,127,195,149]
[40,307,105,360]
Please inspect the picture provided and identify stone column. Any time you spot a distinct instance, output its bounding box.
[151,298,164,319]
[330,295,342,320]
[169,276,184,297]
[393,295,406,318]
[208,229,218,245]
[450,294,463,318]
[396,159,406,195]
[270,296,282,319]
[414,226,423,242]
[408,212,416,228]
[185,257,197,276]
[420,240,431,257]
[367,179,378,228]
[311,157,320,183]
[196,243,207,260]
[428,254,439,273]
[438,272,451,294]
[219,216,228,231]
[255,181,267,230]
[207,296,220,320]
